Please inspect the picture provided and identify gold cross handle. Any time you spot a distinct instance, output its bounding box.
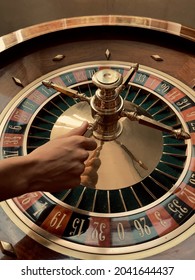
[122,110,191,140]
[42,80,90,103]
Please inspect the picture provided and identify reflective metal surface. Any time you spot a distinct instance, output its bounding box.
[51,102,163,189]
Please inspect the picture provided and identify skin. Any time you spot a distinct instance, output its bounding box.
[0,122,97,202]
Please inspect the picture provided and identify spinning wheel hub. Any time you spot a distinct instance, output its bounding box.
[92,68,122,87]
[91,69,124,141]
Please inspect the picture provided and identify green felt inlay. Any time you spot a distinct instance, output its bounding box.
[63,186,85,207]
[94,190,108,213]
[109,190,126,213]
[161,154,186,167]
[151,169,176,189]
[121,187,141,211]
[77,187,96,212]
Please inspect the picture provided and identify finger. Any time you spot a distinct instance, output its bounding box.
[78,150,89,162]
[85,157,101,168]
[65,177,81,188]
[66,121,89,137]
[81,137,97,151]
[73,162,86,176]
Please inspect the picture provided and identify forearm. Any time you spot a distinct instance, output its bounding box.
[0,123,97,202]
[0,156,36,202]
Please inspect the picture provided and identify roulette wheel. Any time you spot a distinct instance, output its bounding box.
[0,15,194,260]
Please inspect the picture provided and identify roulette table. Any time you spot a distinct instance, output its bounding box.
[0,13,194,260]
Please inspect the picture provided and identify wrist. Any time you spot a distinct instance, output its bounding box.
[0,155,37,201]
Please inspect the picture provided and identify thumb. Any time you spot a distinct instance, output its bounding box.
[66,121,89,137]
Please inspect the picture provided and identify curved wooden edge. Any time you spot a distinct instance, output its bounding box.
[0,15,194,53]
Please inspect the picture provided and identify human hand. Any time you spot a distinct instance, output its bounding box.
[27,121,97,192]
